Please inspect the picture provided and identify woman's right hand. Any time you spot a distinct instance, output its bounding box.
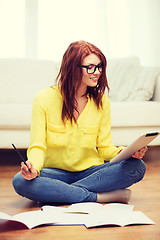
[20,160,38,180]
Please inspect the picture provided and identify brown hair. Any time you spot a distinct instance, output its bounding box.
[56,40,109,124]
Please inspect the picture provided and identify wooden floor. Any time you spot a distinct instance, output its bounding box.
[0,147,160,240]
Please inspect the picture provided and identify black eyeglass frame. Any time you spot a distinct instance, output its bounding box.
[82,63,103,74]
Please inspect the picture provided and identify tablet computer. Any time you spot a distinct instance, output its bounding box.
[111,132,160,163]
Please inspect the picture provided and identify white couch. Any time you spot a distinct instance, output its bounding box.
[0,57,160,149]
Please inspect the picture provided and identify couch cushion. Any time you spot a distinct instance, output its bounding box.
[0,59,59,104]
[0,104,32,129]
[107,60,160,101]
[111,101,160,127]
[108,56,140,66]
[1,101,160,130]
[152,77,160,101]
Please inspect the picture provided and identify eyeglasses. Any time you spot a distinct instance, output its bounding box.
[82,63,103,74]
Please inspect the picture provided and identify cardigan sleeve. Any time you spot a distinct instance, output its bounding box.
[27,91,47,173]
[96,95,125,161]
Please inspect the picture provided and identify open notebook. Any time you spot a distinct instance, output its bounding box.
[0,203,155,229]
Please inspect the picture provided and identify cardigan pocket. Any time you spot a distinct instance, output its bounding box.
[47,122,67,147]
[80,125,98,148]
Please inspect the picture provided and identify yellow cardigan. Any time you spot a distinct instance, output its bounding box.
[27,86,124,173]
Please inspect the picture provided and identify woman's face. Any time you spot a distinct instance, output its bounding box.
[81,53,102,89]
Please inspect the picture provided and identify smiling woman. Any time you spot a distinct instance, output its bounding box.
[81,54,103,88]
[56,41,109,123]
[12,40,147,205]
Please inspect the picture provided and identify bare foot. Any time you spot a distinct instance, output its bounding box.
[97,189,131,204]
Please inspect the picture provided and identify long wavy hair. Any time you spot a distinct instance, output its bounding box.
[56,41,109,124]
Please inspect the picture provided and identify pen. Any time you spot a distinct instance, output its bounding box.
[12,144,31,173]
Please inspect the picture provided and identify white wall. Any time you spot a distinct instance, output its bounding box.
[0,0,160,67]
[98,0,160,67]
[128,0,160,67]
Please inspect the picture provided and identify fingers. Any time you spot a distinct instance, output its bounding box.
[132,147,148,159]
[132,152,139,159]
[139,146,148,156]
[142,146,148,153]
[21,162,31,179]
[21,161,31,173]
[20,161,37,180]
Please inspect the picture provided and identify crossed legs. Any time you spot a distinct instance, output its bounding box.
[12,158,146,204]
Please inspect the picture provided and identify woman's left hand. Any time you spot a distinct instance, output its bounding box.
[132,147,148,159]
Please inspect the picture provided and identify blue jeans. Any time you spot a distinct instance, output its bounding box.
[12,158,146,204]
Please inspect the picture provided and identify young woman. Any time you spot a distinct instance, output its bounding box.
[12,41,147,204]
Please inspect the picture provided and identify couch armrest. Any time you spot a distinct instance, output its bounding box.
[152,76,160,101]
